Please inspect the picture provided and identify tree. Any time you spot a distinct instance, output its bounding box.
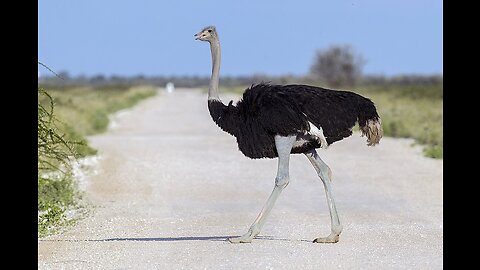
[310,45,365,88]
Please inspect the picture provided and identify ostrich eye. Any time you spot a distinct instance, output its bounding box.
[208,29,212,33]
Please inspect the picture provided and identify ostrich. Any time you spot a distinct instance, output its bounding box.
[194,26,383,243]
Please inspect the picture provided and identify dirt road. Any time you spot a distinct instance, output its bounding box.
[38,89,443,269]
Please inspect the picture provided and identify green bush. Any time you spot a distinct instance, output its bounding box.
[38,88,80,237]
[38,173,78,236]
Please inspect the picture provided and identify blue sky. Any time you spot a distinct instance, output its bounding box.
[38,0,442,77]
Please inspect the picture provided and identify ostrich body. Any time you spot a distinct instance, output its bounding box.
[195,26,383,243]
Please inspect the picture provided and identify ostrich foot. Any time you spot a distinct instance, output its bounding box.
[313,233,339,243]
[228,227,259,243]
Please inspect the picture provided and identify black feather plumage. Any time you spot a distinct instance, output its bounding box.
[208,83,380,159]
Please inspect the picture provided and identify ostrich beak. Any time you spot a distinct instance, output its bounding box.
[195,30,207,40]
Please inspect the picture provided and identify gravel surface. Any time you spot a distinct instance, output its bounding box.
[38,88,443,269]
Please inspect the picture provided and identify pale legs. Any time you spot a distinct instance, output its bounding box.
[228,135,297,243]
[304,148,343,243]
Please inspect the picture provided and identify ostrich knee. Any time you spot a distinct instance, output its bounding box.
[275,175,289,189]
[318,164,332,182]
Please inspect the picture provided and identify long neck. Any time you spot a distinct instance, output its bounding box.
[208,40,221,101]
[206,38,239,136]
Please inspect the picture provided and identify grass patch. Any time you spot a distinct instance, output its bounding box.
[355,84,443,158]
[38,173,80,236]
[42,85,158,135]
[38,85,157,237]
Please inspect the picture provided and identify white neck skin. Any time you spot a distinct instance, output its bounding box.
[208,40,221,101]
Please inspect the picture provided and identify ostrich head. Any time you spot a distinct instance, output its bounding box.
[195,26,218,42]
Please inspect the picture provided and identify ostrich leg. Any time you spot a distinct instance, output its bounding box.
[228,135,297,243]
[304,149,343,243]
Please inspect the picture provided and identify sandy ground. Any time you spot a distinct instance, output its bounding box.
[38,88,443,269]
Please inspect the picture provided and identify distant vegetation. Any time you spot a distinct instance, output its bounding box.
[38,85,157,237]
[46,86,157,153]
[38,71,442,89]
